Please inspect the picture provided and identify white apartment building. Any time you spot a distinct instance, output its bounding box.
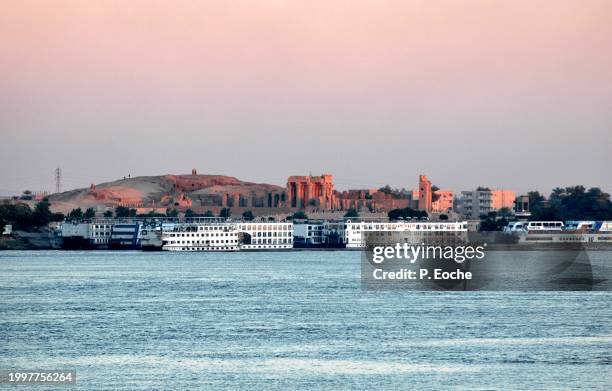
[458,189,494,219]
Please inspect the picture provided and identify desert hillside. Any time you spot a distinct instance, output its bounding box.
[47,174,285,213]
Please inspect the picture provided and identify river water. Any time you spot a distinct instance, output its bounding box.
[1,250,611,389]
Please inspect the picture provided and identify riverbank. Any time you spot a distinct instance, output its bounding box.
[0,228,59,250]
[0,236,32,250]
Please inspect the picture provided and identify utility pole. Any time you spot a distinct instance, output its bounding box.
[55,167,62,194]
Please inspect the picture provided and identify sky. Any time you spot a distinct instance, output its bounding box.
[1,0,611,195]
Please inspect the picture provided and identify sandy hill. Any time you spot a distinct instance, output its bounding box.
[47,174,284,213]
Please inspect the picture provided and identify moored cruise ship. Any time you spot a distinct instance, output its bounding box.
[162,222,240,251]
[500,220,612,246]
[235,222,293,250]
[141,222,177,251]
[516,220,612,245]
[344,220,468,248]
[161,221,293,251]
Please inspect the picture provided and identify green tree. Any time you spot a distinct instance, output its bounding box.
[388,207,426,221]
[292,211,308,220]
[185,209,196,218]
[68,208,83,220]
[479,211,509,231]
[50,212,65,222]
[528,186,612,221]
[103,210,113,218]
[242,210,254,221]
[439,214,449,221]
[32,199,52,226]
[219,208,231,218]
[479,212,496,231]
[129,208,137,217]
[498,207,514,218]
[379,185,393,195]
[388,208,403,220]
[20,190,33,200]
[84,208,96,219]
[431,185,441,203]
[378,185,409,199]
[551,186,612,220]
[166,208,179,217]
[343,208,359,218]
[137,211,165,218]
[114,206,131,218]
[527,190,546,206]
[0,203,34,230]
[202,210,214,217]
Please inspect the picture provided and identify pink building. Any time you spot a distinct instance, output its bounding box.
[417,175,432,212]
[491,190,516,210]
[432,190,454,213]
[414,175,454,214]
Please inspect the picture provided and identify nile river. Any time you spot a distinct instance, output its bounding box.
[1,250,611,389]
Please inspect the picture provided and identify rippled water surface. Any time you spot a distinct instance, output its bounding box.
[1,250,611,390]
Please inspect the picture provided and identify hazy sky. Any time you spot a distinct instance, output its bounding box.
[1,0,611,195]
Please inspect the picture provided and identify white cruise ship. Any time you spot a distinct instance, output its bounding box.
[344,220,468,248]
[161,221,293,251]
[162,222,240,251]
[515,220,612,245]
[235,222,293,250]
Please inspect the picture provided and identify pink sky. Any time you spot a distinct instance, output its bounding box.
[1,0,611,194]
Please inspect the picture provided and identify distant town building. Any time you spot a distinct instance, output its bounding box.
[417,175,432,212]
[491,190,515,210]
[458,188,516,219]
[411,175,454,214]
[432,190,454,213]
